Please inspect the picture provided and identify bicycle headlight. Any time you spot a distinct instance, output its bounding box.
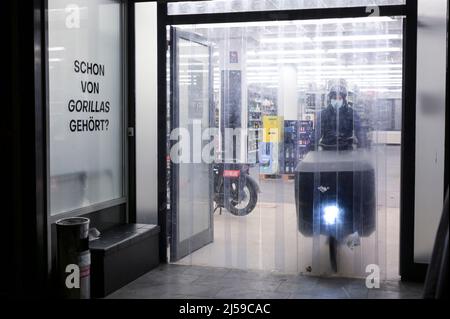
[323,205,340,225]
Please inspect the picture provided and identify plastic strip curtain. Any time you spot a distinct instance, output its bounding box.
[168,15,403,280]
[168,0,406,15]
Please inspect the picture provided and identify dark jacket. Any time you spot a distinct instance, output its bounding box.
[312,102,367,150]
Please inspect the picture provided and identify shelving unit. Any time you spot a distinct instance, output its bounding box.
[283,120,313,174]
[247,85,278,164]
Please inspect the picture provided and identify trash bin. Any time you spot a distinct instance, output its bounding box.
[56,217,91,299]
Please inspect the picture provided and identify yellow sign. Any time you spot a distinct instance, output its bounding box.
[262,116,284,143]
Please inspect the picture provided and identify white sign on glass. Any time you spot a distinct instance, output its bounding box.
[48,0,124,215]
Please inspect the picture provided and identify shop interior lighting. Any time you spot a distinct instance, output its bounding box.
[175,17,398,30]
[260,34,402,44]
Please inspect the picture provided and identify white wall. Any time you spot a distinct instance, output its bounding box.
[135,2,158,224]
[414,0,448,263]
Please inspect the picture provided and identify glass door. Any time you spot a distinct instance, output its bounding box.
[169,28,214,261]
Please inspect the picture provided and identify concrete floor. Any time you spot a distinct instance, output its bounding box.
[176,146,401,280]
[107,264,423,299]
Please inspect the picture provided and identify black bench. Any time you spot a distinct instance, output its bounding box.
[89,223,160,298]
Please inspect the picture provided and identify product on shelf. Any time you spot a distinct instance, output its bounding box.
[247,86,278,165]
[282,120,314,174]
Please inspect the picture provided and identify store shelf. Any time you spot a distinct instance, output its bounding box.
[247,85,278,164]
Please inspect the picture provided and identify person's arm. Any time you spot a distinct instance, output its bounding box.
[353,111,367,148]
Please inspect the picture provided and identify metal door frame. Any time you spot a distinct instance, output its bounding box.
[169,27,215,261]
[155,0,427,280]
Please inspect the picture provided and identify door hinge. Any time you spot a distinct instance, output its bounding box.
[128,127,135,137]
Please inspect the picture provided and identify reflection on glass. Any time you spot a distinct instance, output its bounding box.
[168,0,406,15]
[170,16,403,280]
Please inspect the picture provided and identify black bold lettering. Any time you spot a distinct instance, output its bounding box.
[87,62,93,74]
[81,120,88,131]
[76,100,83,112]
[69,120,76,132]
[80,61,86,73]
[98,64,105,76]
[68,100,75,112]
[74,60,80,73]
[82,100,88,112]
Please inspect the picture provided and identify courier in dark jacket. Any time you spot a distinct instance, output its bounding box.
[312,85,367,150]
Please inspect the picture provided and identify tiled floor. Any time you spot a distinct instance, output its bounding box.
[107,264,424,299]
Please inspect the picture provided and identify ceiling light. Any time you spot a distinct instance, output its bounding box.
[48,47,65,51]
[247,47,401,56]
[298,70,402,76]
[261,34,402,44]
[297,64,402,70]
[247,49,326,56]
[174,17,399,30]
[328,47,402,54]
[247,58,337,64]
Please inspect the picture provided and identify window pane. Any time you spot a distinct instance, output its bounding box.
[168,0,405,15]
[48,0,124,215]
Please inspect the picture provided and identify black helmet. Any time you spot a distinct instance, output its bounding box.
[329,85,348,100]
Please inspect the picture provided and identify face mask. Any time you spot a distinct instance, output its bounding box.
[331,99,343,108]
